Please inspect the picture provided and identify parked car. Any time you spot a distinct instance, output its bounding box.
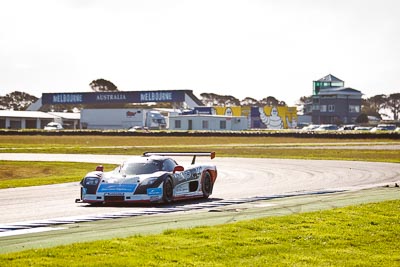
[370,124,397,132]
[338,125,357,131]
[301,124,320,131]
[354,126,373,131]
[128,126,148,132]
[314,124,339,131]
[44,122,63,130]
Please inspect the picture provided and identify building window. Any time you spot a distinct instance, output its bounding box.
[220,120,226,129]
[320,105,327,112]
[312,104,319,110]
[321,95,336,99]
[174,120,181,129]
[328,105,335,112]
[202,120,209,129]
[10,120,22,129]
[349,105,360,113]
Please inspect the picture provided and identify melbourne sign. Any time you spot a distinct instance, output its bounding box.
[42,90,187,105]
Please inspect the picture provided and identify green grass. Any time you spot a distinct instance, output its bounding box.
[0,161,116,189]
[0,135,397,148]
[1,135,399,162]
[215,148,400,162]
[1,200,399,266]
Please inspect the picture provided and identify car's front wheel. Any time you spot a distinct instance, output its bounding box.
[162,177,173,203]
[202,172,213,199]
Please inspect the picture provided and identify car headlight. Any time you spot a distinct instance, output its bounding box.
[141,177,158,186]
[84,177,100,186]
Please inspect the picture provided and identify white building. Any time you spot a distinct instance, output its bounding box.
[0,110,56,129]
[168,115,248,131]
[0,110,80,129]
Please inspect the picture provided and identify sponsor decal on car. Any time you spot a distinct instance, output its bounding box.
[174,167,202,183]
[97,184,137,193]
[175,183,189,193]
[104,192,124,196]
[147,188,162,196]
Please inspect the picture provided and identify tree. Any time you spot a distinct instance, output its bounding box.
[200,93,240,106]
[361,98,382,120]
[384,93,400,120]
[240,97,259,106]
[222,95,241,106]
[259,96,286,106]
[295,95,312,114]
[200,93,219,106]
[200,93,288,107]
[355,113,369,124]
[366,94,386,114]
[89,78,119,92]
[362,93,400,120]
[297,96,312,105]
[0,91,38,111]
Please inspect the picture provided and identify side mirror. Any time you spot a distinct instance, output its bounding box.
[95,165,104,172]
[173,165,184,173]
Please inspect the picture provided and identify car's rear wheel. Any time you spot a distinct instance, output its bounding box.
[162,177,173,203]
[202,172,213,199]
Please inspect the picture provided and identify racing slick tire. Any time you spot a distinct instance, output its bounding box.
[162,176,174,203]
[202,171,213,199]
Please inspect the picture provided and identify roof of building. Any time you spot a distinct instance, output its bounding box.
[0,110,56,119]
[48,112,80,120]
[318,87,362,96]
[317,74,344,83]
[0,110,80,120]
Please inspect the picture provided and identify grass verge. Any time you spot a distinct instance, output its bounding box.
[0,199,399,266]
[0,135,399,164]
[0,161,116,189]
[0,136,399,162]
[2,147,399,162]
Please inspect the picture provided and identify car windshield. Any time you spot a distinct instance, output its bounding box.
[121,161,161,175]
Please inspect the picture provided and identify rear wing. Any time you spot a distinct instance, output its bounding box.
[143,152,215,165]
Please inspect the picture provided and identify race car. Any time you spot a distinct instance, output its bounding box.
[76,152,217,204]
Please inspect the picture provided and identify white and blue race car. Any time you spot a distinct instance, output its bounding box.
[76,152,217,204]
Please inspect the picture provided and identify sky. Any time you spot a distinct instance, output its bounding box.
[0,0,399,106]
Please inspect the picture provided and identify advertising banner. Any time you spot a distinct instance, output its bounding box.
[42,90,187,105]
[212,106,297,129]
